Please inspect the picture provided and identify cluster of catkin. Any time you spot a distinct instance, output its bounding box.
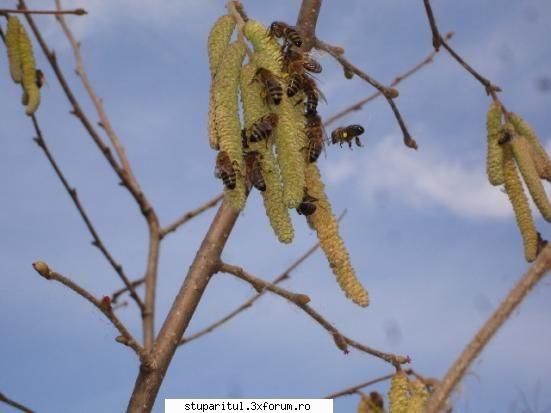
[207,14,369,307]
[486,102,551,262]
[4,16,41,115]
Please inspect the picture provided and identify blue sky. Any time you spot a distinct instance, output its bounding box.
[1,0,551,412]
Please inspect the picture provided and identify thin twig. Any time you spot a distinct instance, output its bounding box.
[323,32,453,128]
[423,0,441,51]
[31,261,148,362]
[315,38,417,149]
[0,8,85,16]
[29,114,145,312]
[179,211,345,346]
[425,245,551,413]
[325,373,397,399]
[0,392,34,413]
[220,263,409,365]
[160,194,224,239]
[111,277,146,304]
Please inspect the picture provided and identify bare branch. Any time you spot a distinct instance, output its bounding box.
[0,392,34,413]
[160,194,224,239]
[111,277,146,305]
[423,0,441,51]
[295,0,322,52]
[315,38,417,150]
[323,32,453,128]
[31,261,147,362]
[324,373,396,399]
[219,263,409,365]
[0,8,86,16]
[425,245,551,413]
[29,115,145,312]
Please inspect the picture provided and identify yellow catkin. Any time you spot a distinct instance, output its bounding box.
[305,163,369,307]
[388,371,410,413]
[6,16,23,83]
[486,101,504,185]
[510,133,551,221]
[407,380,429,413]
[510,113,551,180]
[503,145,539,262]
[18,23,40,115]
[357,394,385,413]
[243,20,305,208]
[212,41,247,211]
[207,15,236,150]
[240,63,294,243]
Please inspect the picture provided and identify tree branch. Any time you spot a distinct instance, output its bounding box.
[423,0,441,51]
[323,32,453,128]
[295,0,322,52]
[111,277,146,305]
[0,392,34,413]
[219,263,409,365]
[0,8,85,16]
[29,115,145,312]
[31,261,147,362]
[324,373,396,399]
[315,38,417,150]
[425,245,551,413]
[160,194,224,239]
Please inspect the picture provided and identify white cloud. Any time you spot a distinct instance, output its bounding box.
[329,135,516,219]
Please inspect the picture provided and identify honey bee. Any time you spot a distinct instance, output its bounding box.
[283,48,323,74]
[243,113,278,147]
[302,75,325,114]
[36,69,45,88]
[269,21,302,48]
[296,192,318,216]
[253,68,283,105]
[304,112,326,163]
[331,125,365,148]
[244,151,266,192]
[214,151,237,190]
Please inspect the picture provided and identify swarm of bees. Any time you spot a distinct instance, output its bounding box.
[207,14,369,307]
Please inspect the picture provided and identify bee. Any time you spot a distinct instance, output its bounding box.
[269,21,302,48]
[244,151,266,192]
[331,125,365,148]
[283,48,322,74]
[302,75,325,114]
[243,113,278,147]
[286,72,304,98]
[253,68,283,105]
[36,69,45,88]
[304,112,326,163]
[214,151,237,190]
[296,192,318,216]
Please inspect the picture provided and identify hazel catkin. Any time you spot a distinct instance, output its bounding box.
[305,163,369,307]
[388,371,410,413]
[6,16,23,84]
[18,24,40,115]
[212,41,247,211]
[486,101,504,186]
[407,380,429,413]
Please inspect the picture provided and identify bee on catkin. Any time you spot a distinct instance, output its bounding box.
[211,41,247,211]
[503,145,539,262]
[509,113,551,181]
[305,163,369,307]
[357,392,385,413]
[486,101,505,186]
[6,16,23,83]
[407,380,429,413]
[388,370,410,413]
[240,63,294,243]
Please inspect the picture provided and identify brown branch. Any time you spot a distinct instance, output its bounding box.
[111,277,146,305]
[126,201,240,412]
[323,32,453,128]
[0,8,85,16]
[315,38,417,150]
[29,115,145,312]
[295,0,322,52]
[179,211,345,346]
[423,0,441,51]
[31,261,147,362]
[0,392,34,413]
[425,245,551,413]
[219,263,409,365]
[160,194,224,239]
[325,373,397,399]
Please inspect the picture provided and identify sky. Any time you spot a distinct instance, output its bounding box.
[1,0,551,412]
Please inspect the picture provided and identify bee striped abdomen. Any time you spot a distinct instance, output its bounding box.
[245,151,266,192]
[287,73,303,97]
[247,113,278,144]
[296,193,318,216]
[215,151,237,190]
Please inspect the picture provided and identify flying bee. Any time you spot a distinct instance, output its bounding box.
[296,192,318,216]
[244,151,266,192]
[269,21,302,48]
[331,125,365,148]
[302,75,326,114]
[304,112,326,163]
[214,151,237,190]
[253,68,283,105]
[244,113,278,146]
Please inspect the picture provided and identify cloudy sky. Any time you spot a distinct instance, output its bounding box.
[1,0,551,412]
